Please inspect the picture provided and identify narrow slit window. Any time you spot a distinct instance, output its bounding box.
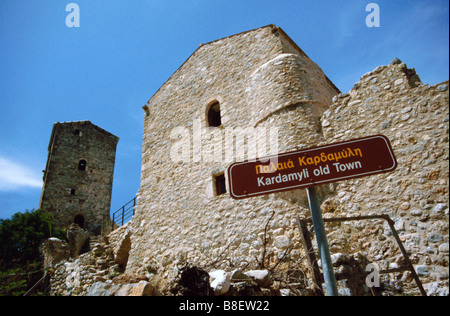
[207,101,222,127]
[78,159,87,171]
[214,173,227,196]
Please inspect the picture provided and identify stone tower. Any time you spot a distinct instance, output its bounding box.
[120,25,340,273]
[39,121,119,235]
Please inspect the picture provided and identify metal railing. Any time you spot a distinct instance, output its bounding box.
[111,197,136,230]
[297,214,427,296]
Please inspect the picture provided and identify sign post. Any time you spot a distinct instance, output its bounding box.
[227,135,398,296]
[306,186,338,296]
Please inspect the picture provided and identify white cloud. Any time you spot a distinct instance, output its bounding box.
[0,155,43,191]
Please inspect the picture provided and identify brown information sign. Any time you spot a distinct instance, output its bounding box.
[227,135,397,200]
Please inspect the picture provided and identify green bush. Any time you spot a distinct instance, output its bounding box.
[0,209,65,295]
[0,209,65,270]
[0,268,28,296]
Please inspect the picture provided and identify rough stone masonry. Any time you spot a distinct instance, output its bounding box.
[86,25,447,295]
[39,121,119,235]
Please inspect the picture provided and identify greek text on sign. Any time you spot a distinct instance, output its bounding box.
[227,135,397,200]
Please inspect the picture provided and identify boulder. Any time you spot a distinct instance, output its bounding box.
[209,270,231,296]
[244,270,273,288]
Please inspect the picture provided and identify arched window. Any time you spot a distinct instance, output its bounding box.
[207,101,222,127]
[78,159,87,171]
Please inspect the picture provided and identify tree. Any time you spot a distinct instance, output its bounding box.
[0,209,65,270]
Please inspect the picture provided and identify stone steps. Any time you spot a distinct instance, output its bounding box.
[89,236,103,251]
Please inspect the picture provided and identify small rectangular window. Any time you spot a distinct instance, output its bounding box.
[214,173,227,196]
[78,159,87,171]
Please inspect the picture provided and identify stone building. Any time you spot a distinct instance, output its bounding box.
[112,25,340,273]
[39,121,119,235]
[106,25,448,295]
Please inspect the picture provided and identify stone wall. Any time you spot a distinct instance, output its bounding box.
[48,238,160,296]
[39,121,119,235]
[320,60,449,295]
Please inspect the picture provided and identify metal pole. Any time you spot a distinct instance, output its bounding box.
[306,186,339,296]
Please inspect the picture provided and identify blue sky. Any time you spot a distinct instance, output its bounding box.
[0,0,448,220]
